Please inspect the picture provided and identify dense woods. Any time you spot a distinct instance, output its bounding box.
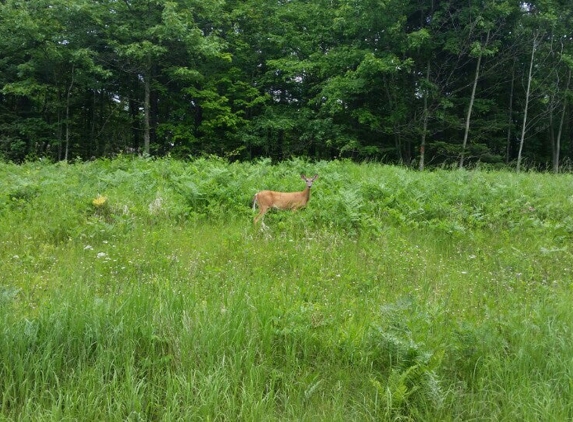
[1,0,572,169]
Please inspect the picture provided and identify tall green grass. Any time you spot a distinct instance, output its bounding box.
[1,157,573,420]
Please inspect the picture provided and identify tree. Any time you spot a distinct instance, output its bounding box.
[1,0,573,167]
[0,0,109,160]
[517,30,541,172]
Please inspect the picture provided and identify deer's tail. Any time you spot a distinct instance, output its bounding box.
[252,193,258,211]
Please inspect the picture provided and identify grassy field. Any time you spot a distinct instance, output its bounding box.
[1,157,573,421]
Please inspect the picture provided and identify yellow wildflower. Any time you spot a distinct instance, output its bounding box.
[92,195,108,207]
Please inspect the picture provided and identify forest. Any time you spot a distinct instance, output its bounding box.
[1,0,572,169]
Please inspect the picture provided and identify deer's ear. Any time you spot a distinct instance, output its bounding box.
[300,174,306,179]
[312,174,318,180]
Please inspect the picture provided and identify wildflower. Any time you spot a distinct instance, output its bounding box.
[148,197,163,214]
[92,195,108,207]
[97,252,107,259]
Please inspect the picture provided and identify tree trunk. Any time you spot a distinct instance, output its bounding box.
[506,60,515,163]
[150,75,159,152]
[143,70,151,156]
[64,66,75,162]
[460,30,489,169]
[57,95,63,161]
[554,68,571,173]
[517,31,539,173]
[419,61,430,171]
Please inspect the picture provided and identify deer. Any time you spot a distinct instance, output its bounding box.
[252,174,318,226]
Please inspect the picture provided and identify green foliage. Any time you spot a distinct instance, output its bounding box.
[2,158,573,420]
[1,0,572,164]
[367,307,445,419]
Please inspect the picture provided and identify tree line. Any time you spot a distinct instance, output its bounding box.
[1,0,572,170]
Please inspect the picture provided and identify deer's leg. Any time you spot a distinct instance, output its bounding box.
[254,206,269,225]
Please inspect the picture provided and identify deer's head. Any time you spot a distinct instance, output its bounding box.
[301,174,318,188]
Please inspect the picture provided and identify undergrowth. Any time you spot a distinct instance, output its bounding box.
[1,157,572,420]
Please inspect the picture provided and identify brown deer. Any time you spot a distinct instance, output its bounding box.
[252,174,318,226]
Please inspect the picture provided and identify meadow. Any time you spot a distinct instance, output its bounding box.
[1,157,572,421]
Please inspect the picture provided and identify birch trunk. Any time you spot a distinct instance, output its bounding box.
[143,71,151,156]
[64,65,75,162]
[553,68,571,173]
[517,31,539,173]
[460,31,489,169]
[506,60,515,163]
[419,61,430,171]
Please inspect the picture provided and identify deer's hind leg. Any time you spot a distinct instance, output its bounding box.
[254,205,269,226]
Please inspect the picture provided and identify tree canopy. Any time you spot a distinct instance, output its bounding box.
[1,0,572,169]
